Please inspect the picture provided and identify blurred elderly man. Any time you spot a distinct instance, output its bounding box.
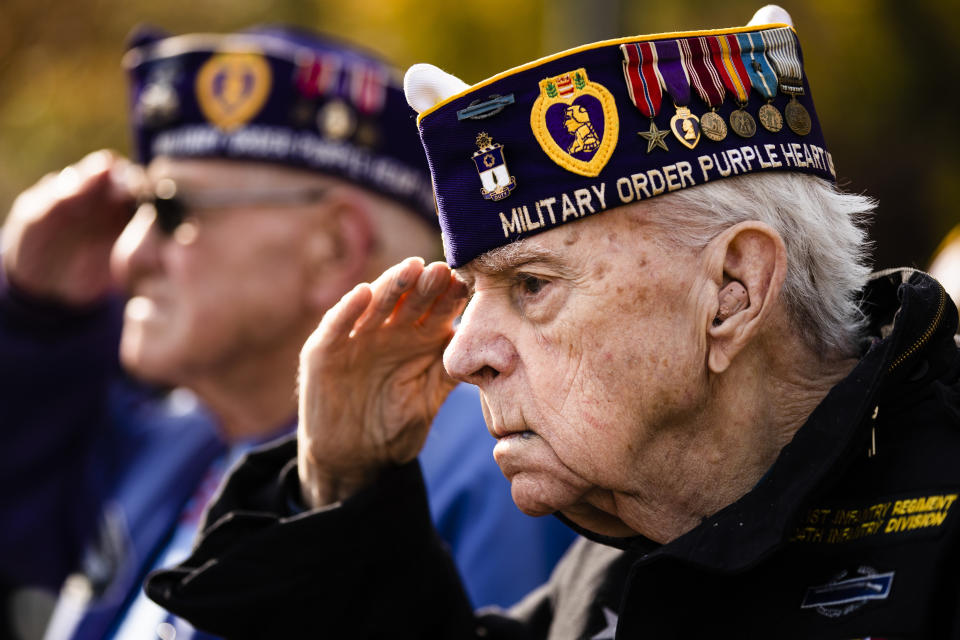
[0,26,574,640]
[146,8,960,639]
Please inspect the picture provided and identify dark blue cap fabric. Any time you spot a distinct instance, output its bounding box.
[417,23,834,268]
[124,26,435,222]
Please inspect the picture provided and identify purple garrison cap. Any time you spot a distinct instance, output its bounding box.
[123,26,435,223]
[412,21,834,267]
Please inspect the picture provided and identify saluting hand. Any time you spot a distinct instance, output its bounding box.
[1,150,140,306]
[297,257,468,508]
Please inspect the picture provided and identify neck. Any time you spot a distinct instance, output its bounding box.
[185,339,302,443]
[608,331,858,544]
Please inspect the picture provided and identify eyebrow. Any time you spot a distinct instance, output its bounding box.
[454,242,574,289]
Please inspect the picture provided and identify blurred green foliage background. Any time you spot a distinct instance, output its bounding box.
[1,0,957,268]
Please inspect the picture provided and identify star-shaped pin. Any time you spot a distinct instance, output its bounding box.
[590,607,619,640]
[638,121,669,153]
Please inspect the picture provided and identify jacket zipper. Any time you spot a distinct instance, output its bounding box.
[887,285,946,373]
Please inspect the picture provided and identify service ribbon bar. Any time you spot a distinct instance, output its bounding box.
[416,23,835,268]
[681,37,726,109]
[712,35,752,105]
[654,40,693,107]
[762,27,804,94]
[620,42,664,118]
[737,32,778,100]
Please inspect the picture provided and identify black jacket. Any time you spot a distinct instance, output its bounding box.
[147,269,960,639]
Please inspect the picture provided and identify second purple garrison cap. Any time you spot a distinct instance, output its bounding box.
[124,26,436,223]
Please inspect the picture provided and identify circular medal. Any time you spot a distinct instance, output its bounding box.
[758,103,783,133]
[785,97,812,135]
[700,111,727,142]
[729,108,756,138]
[317,99,356,140]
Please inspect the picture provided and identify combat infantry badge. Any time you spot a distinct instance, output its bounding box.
[472,132,516,201]
[196,51,272,132]
[531,68,618,177]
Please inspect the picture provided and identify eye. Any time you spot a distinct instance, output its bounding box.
[518,274,548,296]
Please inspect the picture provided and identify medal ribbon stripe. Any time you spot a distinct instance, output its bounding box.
[349,64,387,114]
[295,53,342,98]
[653,40,692,106]
[711,35,751,103]
[760,27,804,93]
[679,36,725,108]
[620,42,663,117]
[736,32,778,100]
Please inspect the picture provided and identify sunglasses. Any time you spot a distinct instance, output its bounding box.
[135,178,330,235]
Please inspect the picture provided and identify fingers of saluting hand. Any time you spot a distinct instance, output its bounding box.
[308,282,373,352]
[418,267,469,333]
[390,261,457,326]
[353,257,426,334]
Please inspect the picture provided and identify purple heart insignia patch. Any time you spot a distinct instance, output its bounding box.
[531,68,618,177]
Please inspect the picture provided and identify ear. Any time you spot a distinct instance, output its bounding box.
[704,221,787,374]
[302,188,374,313]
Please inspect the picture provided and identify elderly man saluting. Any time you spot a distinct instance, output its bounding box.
[147,7,960,638]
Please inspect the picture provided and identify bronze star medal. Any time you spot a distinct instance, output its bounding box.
[638,121,669,153]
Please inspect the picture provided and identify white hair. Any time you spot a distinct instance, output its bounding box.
[652,173,874,356]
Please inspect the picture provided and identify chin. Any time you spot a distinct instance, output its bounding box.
[118,331,183,387]
[508,473,575,518]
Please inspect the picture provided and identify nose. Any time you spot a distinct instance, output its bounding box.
[443,294,518,387]
[110,204,162,290]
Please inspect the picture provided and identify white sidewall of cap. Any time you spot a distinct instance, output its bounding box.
[404,63,470,114]
[748,4,794,27]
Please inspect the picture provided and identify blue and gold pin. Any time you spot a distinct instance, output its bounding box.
[472,132,516,201]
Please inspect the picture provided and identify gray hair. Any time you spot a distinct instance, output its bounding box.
[651,173,874,357]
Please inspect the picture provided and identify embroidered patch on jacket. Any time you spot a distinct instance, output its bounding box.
[790,491,958,545]
[801,567,893,618]
[196,51,272,131]
[530,68,618,177]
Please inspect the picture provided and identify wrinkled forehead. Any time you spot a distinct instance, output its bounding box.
[453,202,659,284]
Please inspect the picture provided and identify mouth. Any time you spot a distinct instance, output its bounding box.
[495,429,536,441]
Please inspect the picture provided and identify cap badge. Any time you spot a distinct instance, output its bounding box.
[196,52,272,132]
[458,94,516,121]
[530,68,618,177]
[472,132,516,201]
